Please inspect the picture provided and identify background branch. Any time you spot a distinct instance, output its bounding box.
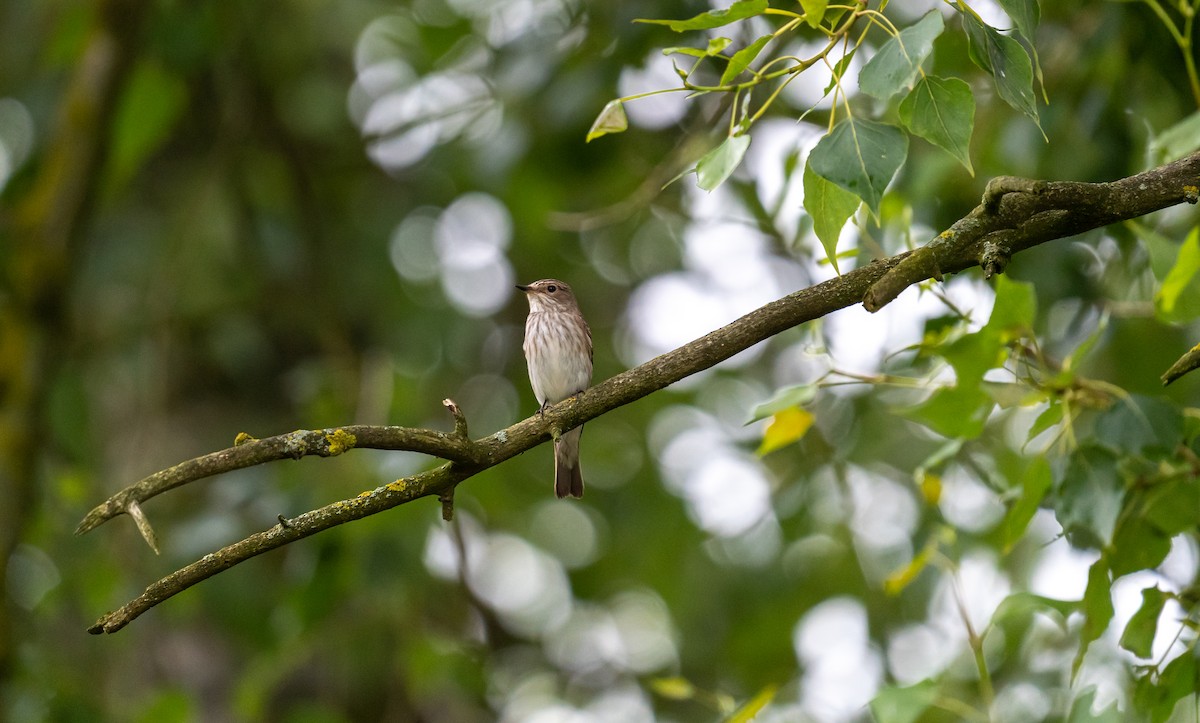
[2,0,147,671]
[82,152,1200,633]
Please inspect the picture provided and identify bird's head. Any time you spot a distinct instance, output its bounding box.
[516,279,579,313]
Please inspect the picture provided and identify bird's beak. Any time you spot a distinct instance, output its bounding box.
[515,284,531,292]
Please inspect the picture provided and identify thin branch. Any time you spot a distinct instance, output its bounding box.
[88,463,473,634]
[75,424,480,535]
[81,151,1200,633]
[1163,341,1200,385]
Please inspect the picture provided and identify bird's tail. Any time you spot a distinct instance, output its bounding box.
[554,425,584,499]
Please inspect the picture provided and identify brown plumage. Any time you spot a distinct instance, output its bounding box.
[516,279,592,498]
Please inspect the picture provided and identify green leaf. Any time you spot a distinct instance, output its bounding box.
[1155,227,1200,323]
[859,11,944,100]
[707,37,733,55]
[728,683,778,723]
[757,407,814,456]
[868,679,938,723]
[108,60,188,192]
[663,37,732,58]
[1062,314,1109,373]
[802,162,860,273]
[898,75,975,173]
[822,48,858,98]
[997,0,1040,44]
[937,276,1035,387]
[696,134,751,191]
[903,384,992,439]
[586,100,627,142]
[1068,686,1123,723]
[986,274,1037,337]
[1025,401,1063,445]
[990,592,1076,632]
[1143,476,1200,535]
[1149,111,1200,166]
[636,0,767,32]
[720,35,772,85]
[1001,456,1051,552]
[1093,395,1183,457]
[1120,587,1169,659]
[1109,518,1171,578]
[748,383,818,423]
[1074,558,1114,675]
[1108,473,1200,577]
[961,12,1040,126]
[662,46,709,58]
[941,329,1007,388]
[1133,220,1186,281]
[808,118,908,215]
[917,438,964,473]
[1134,649,1198,723]
[799,0,828,29]
[1057,447,1122,549]
[981,380,1040,408]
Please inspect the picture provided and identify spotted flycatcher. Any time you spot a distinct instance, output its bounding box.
[516,279,592,498]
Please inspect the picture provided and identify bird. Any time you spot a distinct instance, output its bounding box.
[516,279,593,498]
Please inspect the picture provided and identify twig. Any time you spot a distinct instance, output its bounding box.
[75,425,480,536]
[1162,341,1200,385]
[88,463,468,634]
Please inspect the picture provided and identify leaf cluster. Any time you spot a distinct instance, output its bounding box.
[592,1,1044,272]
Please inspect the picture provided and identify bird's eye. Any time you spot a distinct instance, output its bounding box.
[547,284,557,293]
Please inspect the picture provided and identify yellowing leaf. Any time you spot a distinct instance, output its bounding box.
[756,406,813,456]
[918,472,942,505]
[649,677,696,700]
[884,541,934,595]
[728,683,779,723]
[885,528,956,596]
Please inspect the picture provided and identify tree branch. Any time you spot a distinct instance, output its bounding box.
[863,152,1200,311]
[75,424,480,537]
[80,151,1200,634]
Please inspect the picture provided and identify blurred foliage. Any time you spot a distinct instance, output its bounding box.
[4,1,1200,722]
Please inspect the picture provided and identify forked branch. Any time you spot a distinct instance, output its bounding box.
[80,151,1200,634]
